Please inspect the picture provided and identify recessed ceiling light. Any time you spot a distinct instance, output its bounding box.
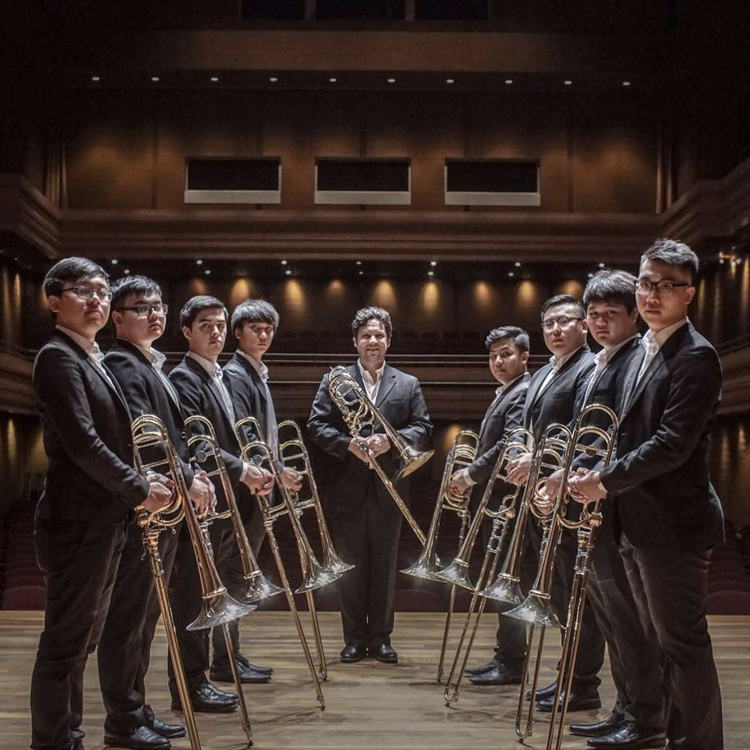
[427,271,435,277]
[622,81,631,87]
[196,259,203,265]
[111,259,118,265]
[514,261,521,267]
[356,260,362,266]
[281,259,288,265]
[598,262,605,268]
[205,269,211,275]
[123,269,131,275]
[329,77,337,83]
[269,76,278,83]
[285,269,292,276]
[564,80,573,86]
[358,270,364,276]
[446,78,455,84]
[505,79,514,85]
[587,271,594,278]
[387,78,396,84]
[210,76,219,83]
[91,76,100,82]
[508,271,515,278]
[430,261,437,267]
[151,76,160,82]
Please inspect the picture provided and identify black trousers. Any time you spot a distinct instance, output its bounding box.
[491,517,605,694]
[620,537,723,750]
[330,475,402,648]
[168,516,237,695]
[97,519,180,734]
[31,518,126,750]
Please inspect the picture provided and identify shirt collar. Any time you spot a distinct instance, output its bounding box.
[496,371,526,397]
[56,325,103,361]
[357,359,386,387]
[237,349,268,381]
[596,333,639,367]
[644,318,688,351]
[187,350,221,378]
[548,345,582,371]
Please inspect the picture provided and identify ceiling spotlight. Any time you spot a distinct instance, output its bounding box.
[587,272,594,278]
[446,78,455,84]
[151,76,160,82]
[210,76,219,83]
[514,261,521,267]
[622,81,631,87]
[428,270,435,277]
[91,76,100,82]
[329,77,338,83]
[358,270,364,276]
[564,79,573,86]
[269,76,278,83]
[111,259,118,265]
[123,269,131,275]
[205,269,211,275]
[598,262,605,268]
[387,78,396,84]
[356,260,362,266]
[281,259,288,265]
[430,261,437,267]
[196,259,203,265]
[285,269,292,276]
[505,79,514,85]
[508,271,515,278]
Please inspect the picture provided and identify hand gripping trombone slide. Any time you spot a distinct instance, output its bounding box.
[399,429,479,683]
[327,366,434,545]
[183,413,265,745]
[235,415,347,709]
[434,427,535,704]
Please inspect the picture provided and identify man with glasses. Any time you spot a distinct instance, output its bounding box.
[504,294,605,713]
[571,239,724,750]
[98,276,214,750]
[31,259,172,750]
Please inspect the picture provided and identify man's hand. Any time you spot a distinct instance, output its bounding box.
[448,469,471,496]
[347,439,371,464]
[243,465,275,496]
[568,470,606,503]
[505,452,532,486]
[539,468,564,502]
[364,433,391,458]
[188,470,214,514]
[141,473,173,513]
[281,466,303,491]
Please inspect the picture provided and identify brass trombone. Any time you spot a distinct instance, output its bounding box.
[400,429,478,683]
[236,416,342,709]
[436,427,535,703]
[327,366,433,544]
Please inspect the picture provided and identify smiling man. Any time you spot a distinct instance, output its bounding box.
[570,240,724,750]
[307,306,433,664]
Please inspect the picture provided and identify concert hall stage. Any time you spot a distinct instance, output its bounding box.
[2,611,747,749]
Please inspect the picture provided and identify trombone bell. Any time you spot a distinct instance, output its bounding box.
[504,591,563,630]
[392,446,435,483]
[431,559,474,592]
[187,592,257,631]
[477,573,523,605]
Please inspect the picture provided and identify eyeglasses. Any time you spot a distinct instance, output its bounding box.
[118,303,169,317]
[541,315,583,332]
[62,286,112,301]
[635,280,691,296]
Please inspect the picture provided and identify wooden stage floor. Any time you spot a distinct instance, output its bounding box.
[2,611,748,750]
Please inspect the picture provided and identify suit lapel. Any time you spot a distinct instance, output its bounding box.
[526,364,551,411]
[185,355,233,424]
[376,365,398,407]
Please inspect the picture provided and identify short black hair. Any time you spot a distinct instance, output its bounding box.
[110,275,163,311]
[540,294,585,320]
[351,306,393,339]
[179,295,228,329]
[43,257,108,298]
[485,326,530,353]
[231,299,280,336]
[641,238,699,282]
[583,269,637,312]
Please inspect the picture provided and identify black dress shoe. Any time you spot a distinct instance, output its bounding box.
[536,690,601,713]
[468,662,523,686]
[370,643,398,663]
[340,643,367,662]
[587,721,666,749]
[237,653,273,675]
[104,725,171,750]
[465,657,499,676]
[171,681,238,713]
[150,717,186,739]
[570,712,626,738]
[526,680,557,701]
[210,659,271,684]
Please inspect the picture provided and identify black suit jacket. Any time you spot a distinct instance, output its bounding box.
[168,355,245,495]
[468,372,530,488]
[33,330,150,523]
[523,345,596,441]
[104,338,195,487]
[222,352,269,446]
[599,322,724,550]
[306,363,433,514]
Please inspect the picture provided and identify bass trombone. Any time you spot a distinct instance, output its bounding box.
[327,366,433,544]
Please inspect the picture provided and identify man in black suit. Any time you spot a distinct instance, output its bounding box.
[30,258,171,750]
[98,276,214,749]
[168,296,275,710]
[571,240,724,750]
[213,298,302,682]
[504,294,605,712]
[545,270,666,748]
[446,325,531,686]
[307,306,433,664]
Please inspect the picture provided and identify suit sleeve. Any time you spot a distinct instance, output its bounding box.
[306,373,352,461]
[600,347,722,492]
[468,387,526,485]
[169,367,245,486]
[395,377,433,452]
[34,346,150,507]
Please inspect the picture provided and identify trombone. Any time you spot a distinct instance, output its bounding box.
[436,427,535,703]
[400,429,478,683]
[236,415,341,709]
[131,414,203,750]
[327,366,433,544]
